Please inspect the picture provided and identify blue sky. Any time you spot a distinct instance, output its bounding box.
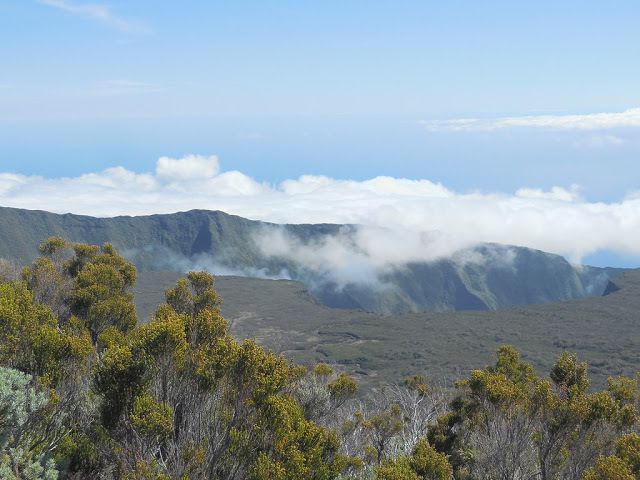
[1,1,640,266]
[1,1,639,192]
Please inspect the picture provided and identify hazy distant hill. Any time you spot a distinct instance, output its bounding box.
[0,206,622,313]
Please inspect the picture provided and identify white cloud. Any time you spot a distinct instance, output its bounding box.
[156,155,220,182]
[254,226,485,287]
[1,154,640,264]
[38,0,150,33]
[516,185,581,202]
[422,107,640,132]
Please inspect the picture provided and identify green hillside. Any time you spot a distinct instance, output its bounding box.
[0,206,620,313]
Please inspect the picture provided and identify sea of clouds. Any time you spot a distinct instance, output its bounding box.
[1,154,639,265]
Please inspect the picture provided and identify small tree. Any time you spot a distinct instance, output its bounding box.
[0,367,59,480]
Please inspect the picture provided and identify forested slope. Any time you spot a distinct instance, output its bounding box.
[0,238,638,479]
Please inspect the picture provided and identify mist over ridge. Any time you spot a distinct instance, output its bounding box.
[0,205,621,315]
[2,155,640,269]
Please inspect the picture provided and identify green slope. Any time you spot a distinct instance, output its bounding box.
[0,205,621,313]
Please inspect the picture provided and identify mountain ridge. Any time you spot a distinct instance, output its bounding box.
[0,205,623,314]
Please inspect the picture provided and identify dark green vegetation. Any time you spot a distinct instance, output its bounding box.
[0,206,621,314]
[134,269,640,391]
[1,238,639,479]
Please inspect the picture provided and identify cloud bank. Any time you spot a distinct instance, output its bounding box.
[422,107,640,132]
[253,226,514,288]
[1,154,640,263]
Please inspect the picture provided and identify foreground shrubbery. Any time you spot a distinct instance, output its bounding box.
[0,238,638,479]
